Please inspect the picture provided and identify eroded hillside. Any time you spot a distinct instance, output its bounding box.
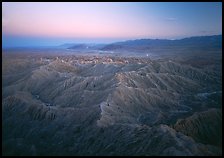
[2,52,222,156]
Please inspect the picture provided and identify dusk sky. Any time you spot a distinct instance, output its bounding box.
[2,2,222,48]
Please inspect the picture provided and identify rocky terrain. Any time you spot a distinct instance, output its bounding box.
[2,36,222,156]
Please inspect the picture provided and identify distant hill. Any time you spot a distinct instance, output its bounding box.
[100,35,222,51]
[174,35,222,47]
[58,43,77,48]
[68,44,88,50]
[66,43,106,50]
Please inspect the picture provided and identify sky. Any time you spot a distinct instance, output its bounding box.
[2,2,222,48]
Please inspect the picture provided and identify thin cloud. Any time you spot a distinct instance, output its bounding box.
[165,17,178,21]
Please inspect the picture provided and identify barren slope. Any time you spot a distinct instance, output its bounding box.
[2,52,222,156]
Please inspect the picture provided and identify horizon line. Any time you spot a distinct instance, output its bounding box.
[2,34,222,49]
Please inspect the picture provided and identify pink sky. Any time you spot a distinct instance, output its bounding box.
[2,2,222,47]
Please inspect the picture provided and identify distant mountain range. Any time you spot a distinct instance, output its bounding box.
[66,35,222,52]
[3,35,221,50]
[100,35,222,51]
